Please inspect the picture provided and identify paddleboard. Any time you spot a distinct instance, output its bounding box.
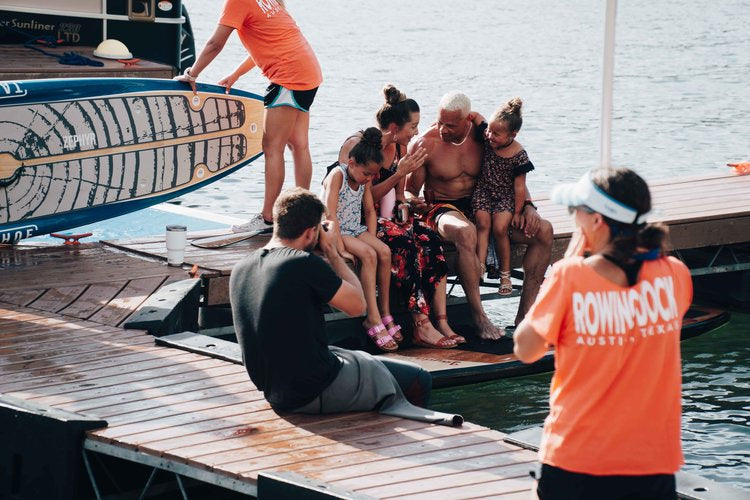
[191,228,271,249]
[0,78,263,243]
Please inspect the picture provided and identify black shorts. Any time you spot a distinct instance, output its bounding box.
[537,464,677,500]
[264,83,318,112]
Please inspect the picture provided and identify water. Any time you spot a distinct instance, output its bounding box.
[179,0,750,490]
[431,309,750,491]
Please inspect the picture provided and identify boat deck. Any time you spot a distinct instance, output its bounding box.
[0,44,174,81]
[0,301,538,499]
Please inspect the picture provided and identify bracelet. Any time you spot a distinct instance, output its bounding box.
[183,67,197,82]
[523,199,537,210]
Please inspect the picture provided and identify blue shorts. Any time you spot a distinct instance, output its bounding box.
[264,83,318,112]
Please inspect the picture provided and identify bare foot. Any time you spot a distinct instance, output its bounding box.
[412,315,456,348]
[473,313,504,340]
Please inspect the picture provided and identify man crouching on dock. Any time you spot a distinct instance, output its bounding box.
[230,187,461,425]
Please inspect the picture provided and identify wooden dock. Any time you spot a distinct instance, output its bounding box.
[1,300,539,499]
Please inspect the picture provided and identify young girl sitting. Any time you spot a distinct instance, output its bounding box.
[471,97,535,295]
[322,127,401,352]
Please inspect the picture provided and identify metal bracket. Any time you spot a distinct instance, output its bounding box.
[128,0,156,21]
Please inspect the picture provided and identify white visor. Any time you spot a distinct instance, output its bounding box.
[550,171,649,225]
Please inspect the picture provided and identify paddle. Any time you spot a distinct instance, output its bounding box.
[190,227,271,249]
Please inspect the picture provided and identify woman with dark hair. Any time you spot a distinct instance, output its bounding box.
[337,85,464,349]
[514,167,693,500]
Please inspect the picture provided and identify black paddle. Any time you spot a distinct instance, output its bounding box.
[190,227,271,249]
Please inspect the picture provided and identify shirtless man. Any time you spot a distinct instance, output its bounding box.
[406,91,553,339]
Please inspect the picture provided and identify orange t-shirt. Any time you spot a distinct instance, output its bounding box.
[524,256,693,475]
[219,0,322,90]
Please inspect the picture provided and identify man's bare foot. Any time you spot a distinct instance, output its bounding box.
[412,315,456,349]
[473,314,504,340]
[434,314,466,344]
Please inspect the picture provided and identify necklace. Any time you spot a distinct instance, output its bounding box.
[450,122,473,146]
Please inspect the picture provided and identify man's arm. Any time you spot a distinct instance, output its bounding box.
[318,222,366,317]
[520,183,542,237]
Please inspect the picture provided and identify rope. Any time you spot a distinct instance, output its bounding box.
[1,22,104,67]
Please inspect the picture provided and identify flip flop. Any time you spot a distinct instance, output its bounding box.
[365,323,398,352]
[381,314,403,343]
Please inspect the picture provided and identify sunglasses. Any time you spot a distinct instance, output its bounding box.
[568,205,596,215]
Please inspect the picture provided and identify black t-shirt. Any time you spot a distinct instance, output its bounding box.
[229,246,343,410]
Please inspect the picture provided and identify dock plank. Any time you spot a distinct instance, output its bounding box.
[0,289,46,306]
[353,460,535,498]
[88,276,169,326]
[60,281,128,319]
[26,285,87,314]
[0,351,208,393]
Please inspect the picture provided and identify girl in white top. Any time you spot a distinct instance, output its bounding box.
[322,128,400,352]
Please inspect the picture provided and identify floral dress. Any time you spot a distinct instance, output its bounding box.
[375,149,448,315]
[471,124,535,214]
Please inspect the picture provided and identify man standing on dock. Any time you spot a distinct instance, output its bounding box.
[230,188,461,426]
[406,91,553,338]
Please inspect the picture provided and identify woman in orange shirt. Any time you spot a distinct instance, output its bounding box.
[176,0,322,233]
[514,167,692,499]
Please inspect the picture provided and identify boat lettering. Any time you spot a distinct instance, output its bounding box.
[0,81,26,99]
[63,133,97,150]
[58,22,81,43]
[0,225,37,244]
[0,19,55,31]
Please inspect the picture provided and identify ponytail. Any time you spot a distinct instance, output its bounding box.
[349,127,384,166]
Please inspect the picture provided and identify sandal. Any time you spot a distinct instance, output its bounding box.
[365,323,398,352]
[435,314,466,344]
[498,271,513,295]
[412,316,456,349]
[381,314,403,343]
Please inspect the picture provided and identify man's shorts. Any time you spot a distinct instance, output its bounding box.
[264,83,318,112]
[422,196,473,232]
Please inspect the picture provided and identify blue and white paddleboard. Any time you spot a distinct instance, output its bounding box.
[0,78,263,243]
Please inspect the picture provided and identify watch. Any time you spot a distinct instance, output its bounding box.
[183,67,197,81]
[523,199,537,210]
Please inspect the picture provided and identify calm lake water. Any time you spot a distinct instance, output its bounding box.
[180,0,750,491]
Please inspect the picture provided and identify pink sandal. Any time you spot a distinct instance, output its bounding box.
[365,323,398,352]
[381,314,404,343]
